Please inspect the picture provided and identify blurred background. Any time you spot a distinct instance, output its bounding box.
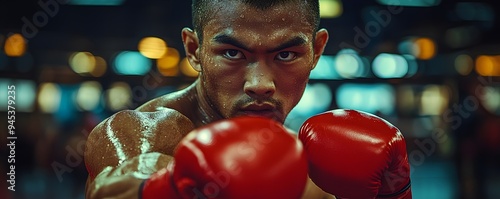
[1,0,499,198]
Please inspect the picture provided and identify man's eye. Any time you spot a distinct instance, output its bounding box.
[223,50,245,60]
[276,51,296,61]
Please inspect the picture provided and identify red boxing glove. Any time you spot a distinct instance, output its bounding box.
[299,109,412,199]
[143,116,308,199]
[141,165,181,199]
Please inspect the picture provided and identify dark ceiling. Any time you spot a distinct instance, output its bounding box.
[1,0,500,73]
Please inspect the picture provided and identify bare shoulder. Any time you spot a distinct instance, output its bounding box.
[89,108,195,153]
[136,83,197,114]
[85,108,195,179]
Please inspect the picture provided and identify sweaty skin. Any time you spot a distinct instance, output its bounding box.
[84,1,331,198]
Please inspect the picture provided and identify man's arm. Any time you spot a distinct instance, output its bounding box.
[84,109,195,198]
[301,177,337,199]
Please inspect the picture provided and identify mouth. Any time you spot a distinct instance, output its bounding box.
[238,103,279,119]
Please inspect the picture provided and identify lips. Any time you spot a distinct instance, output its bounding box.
[239,103,278,119]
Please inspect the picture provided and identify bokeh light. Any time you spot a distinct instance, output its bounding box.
[292,83,332,116]
[69,52,96,75]
[285,83,333,131]
[55,85,80,123]
[319,0,343,18]
[475,55,500,76]
[454,54,474,76]
[15,80,37,112]
[106,82,132,111]
[157,47,180,77]
[113,51,151,75]
[91,56,107,77]
[480,86,500,115]
[336,83,395,115]
[372,53,408,78]
[180,57,199,77]
[399,37,437,60]
[403,54,419,77]
[397,85,417,116]
[335,54,360,78]
[310,55,338,80]
[412,38,437,60]
[38,83,62,113]
[4,33,27,57]
[138,37,167,59]
[419,85,450,115]
[76,81,103,111]
[335,49,366,79]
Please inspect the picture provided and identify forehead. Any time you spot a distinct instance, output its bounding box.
[202,1,314,45]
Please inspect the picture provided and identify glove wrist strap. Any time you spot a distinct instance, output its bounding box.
[377,180,411,198]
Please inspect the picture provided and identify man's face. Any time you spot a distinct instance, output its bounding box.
[197,1,324,123]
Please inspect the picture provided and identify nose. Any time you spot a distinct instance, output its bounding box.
[244,62,276,99]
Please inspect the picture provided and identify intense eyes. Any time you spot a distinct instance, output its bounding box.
[223,50,245,60]
[222,50,297,62]
[276,51,296,61]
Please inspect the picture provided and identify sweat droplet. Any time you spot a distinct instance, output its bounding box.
[240,14,245,18]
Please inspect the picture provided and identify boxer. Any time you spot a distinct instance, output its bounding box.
[84,0,412,198]
[85,0,331,198]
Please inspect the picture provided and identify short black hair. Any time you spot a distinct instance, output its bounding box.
[192,0,320,43]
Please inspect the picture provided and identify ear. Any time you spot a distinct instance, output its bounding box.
[182,28,202,72]
[311,28,329,70]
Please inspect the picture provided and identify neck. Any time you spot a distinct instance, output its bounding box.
[194,79,224,126]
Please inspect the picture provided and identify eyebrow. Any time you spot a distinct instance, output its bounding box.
[212,34,308,53]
